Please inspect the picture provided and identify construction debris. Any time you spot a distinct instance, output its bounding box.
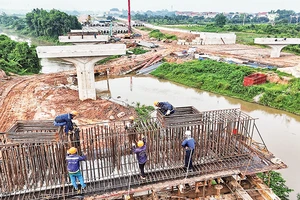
[137,40,158,48]
[123,54,163,75]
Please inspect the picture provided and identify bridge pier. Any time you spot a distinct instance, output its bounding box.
[269,44,287,58]
[36,44,126,100]
[63,57,103,100]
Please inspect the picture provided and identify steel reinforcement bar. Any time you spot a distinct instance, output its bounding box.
[0,109,280,199]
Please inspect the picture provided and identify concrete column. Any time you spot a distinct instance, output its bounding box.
[63,57,105,100]
[268,45,287,58]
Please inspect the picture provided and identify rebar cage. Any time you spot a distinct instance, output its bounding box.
[0,108,286,199]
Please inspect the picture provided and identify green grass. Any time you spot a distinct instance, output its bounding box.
[151,59,300,115]
[128,47,149,55]
[135,27,153,32]
[95,55,121,65]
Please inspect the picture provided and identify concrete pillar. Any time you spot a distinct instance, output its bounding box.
[268,44,287,58]
[63,57,105,100]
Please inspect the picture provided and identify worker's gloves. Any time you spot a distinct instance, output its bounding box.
[132,143,136,147]
[166,110,171,116]
[68,131,73,135]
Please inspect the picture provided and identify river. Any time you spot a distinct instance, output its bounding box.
[2,30,299,199]
[95,76,299,199]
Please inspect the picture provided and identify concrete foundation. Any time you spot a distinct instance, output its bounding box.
[198,32,236,45]
[178,32,236,45]
[254,38,300,58]
[36,44,126,100]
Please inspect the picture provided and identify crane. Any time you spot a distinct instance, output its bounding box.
[128,0,131,34]
[124,0,133,39]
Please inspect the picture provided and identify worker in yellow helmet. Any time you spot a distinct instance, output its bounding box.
[54,111,78,135]
[132,134,147,180]
[125,116,137,144]
[66,147,87,193]
[154,101,175,116]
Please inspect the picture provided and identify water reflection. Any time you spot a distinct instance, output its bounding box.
[95,76,300,199]
[40,58,74,74]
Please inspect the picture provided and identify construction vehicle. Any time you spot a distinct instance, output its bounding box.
[124,33,133,39]
[109,36,121,43]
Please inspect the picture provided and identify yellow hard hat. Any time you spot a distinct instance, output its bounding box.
[154,101,159,106]
[129,116,135,120]
[68,147,77,154]
[137,140,144,147]
[71,111,78,116]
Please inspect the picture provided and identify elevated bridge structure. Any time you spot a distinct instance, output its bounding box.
[71,25,129,35]
[36,44,126,100]
[58,35,109,44]
[254,38,300,58]
[0,108,285,199]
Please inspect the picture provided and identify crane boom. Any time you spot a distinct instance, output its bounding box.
[128,0,131,34]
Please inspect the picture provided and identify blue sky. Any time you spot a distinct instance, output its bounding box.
[0,0,299,13]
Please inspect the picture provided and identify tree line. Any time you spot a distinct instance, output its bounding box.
[0,34,41,75]
[132,9,300,25]
[0,9,82,75]
[0,8,81,39]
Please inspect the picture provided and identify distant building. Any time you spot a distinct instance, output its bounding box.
[203,12,219,18]
[256,12,268,18]
[267,13,279,21]
[175,11,203,17]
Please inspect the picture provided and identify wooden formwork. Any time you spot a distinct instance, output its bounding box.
[5,120,59,143]
[157,106,202,127]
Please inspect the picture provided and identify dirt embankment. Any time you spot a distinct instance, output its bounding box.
[0,72,135,132]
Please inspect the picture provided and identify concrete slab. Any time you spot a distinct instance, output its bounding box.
[254,38,300,57]
[36,44,126,58]
[254,38,300,45]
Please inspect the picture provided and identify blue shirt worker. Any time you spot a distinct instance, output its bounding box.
[66,147,87,192]
[154,101,175,116]
[54,111,78,135]
[181,130,196,172]
[132,136,147,179]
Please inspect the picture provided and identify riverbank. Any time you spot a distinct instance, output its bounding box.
[0,26,55,46]
[151,59,300,115]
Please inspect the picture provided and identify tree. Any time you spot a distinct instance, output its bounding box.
[0,36,41,75]
[214,14,226,27]
[257,171,293,200]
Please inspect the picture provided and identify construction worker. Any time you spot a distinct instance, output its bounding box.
[132,135,147,180]
[154,101,175,116]
[66,147,86,192]
[181,130,196,172]
[125,116,137,144]
[54,111,78,135]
